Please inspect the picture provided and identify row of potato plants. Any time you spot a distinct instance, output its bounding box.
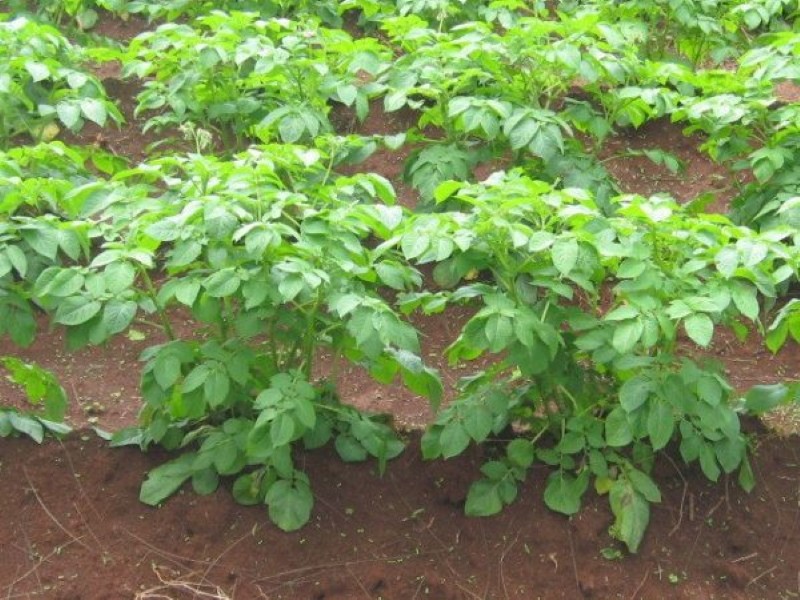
[4,3,799,230]
[101,5,800,227]
[2,138,799,551]
[1,1,799,552]
[8,0,797,40]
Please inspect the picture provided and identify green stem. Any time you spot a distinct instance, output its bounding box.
[267,319,280,371]
[138,267,175,340]
[557,384,580,414]
[321,148,337,187]
[300,294,323,378]
[541,299,551,322]
[218,297,232,341]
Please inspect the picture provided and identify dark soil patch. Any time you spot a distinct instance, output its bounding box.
[90,13,151,42]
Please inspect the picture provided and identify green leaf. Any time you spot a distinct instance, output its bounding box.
[605,305,640,321]
[175,280,201,306]
[104,261,136,294]
[203,269,241,298]
[80,98,108,126]
[212,438,240,474]
[697,376,722,406]
[557,431,584,454]
[278,275,304,301]
[507,439,535,468]
[0,412,10,437]
[153,353,181,389]
[484,314,513,353]
[294,397,316,430]
[37,268,84,298]
[102,300,137,334]
[204,368,230,408]
[421,427,442,459]
[169,241,203,267]
[398,359,443,410]
[462,405,492,443]
[616,258,646,279]
[766,321,788,354]
[646,400,674,451]
[684,313,714,347]
[265,476,313,531]
[738,457,755,492]
[465,479,503,516]
[699,445,721,481]
[279,114,306,143]
[605,407,633,447]
[77,8,98,29]
[744,383,789,414]
[731,282,759,321]
[5,246,26,278]
[182,364,209,393]
[22,227,59,260]
[54,298,101,326]
[336,83,358,106]
[233,472,265,505]
[8,413,44,443]
[439,421,470,458]
[303,416,332,450]
[139,454,195,505]
[612,319,643,354]
[145,219,181,242]
[715,247,738,278]
[609,479,650,553]
[552,238,579,275]
[434,180,463,203]
[57,103,81,129]
[506,116,537,150]
[192,468,220,495]
[271,412,295,447]
[626,469,661,503]
[619,376,651,412]
[544,470,589,515]
[335,433,368,462]
[26,61,50,82]
[715,437,744,474]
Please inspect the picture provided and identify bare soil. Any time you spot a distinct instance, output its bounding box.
[2,426,800,600]
[2,9,800,600]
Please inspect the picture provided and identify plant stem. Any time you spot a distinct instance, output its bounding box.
[138,267,175,340]
[300,294,323,378]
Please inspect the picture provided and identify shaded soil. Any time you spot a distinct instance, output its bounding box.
[2,429,799,599]
[601,119,738,212]
[2,7,800,600]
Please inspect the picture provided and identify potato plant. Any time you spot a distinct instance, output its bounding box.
[400,173,799,551]
[124,11,390,147]
[1,140,441,531]
[0,17,123,147]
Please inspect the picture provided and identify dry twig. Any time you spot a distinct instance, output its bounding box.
[135,563,232,600]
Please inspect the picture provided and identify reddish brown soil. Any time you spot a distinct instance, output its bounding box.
[601,119,737,212]
[2,9,800,600]
[2,428,800,600]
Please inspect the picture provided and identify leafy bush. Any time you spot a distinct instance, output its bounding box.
[0,17,123,147]
[124,12,390,146]
[400,172,799,551]
[1,140,441,531]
